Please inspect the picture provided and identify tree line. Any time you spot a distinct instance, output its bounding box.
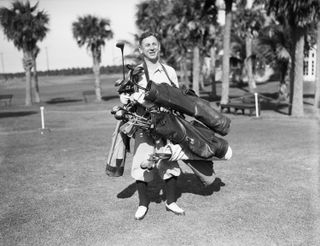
[0,0,319,117]
[0,65,124,79]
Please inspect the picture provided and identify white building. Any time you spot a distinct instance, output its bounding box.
[303,46,317,81]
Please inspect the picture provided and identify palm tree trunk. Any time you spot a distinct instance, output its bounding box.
[278,61,289,101]
[220,0,232,105]
[192,46,200,95]
[180,56,189,88]
[199,56,205,91]
[210,46,217,98]
[291,27,304,117]
[92,53,102,102]
[313,20,320,111]
[245,35,256,92]
[32,57,41,103]
[289,50,294,114]
[23,50,33,106]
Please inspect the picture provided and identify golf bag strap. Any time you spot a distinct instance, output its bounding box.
[142,61,177,90]
[160,63,177,88]
[142,61,152,91]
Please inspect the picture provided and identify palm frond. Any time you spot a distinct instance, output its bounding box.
[0,0,49,51]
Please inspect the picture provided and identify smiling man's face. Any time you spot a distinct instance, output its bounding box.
[139,35,160,63]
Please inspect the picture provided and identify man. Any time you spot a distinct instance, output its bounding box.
[120,32,185,220]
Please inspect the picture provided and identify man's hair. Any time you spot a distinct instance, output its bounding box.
[138,31,160,45]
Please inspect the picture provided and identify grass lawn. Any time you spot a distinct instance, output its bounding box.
[0,74,319,245]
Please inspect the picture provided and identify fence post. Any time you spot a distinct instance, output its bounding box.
[254,92,259,117]
[39,106,50,134]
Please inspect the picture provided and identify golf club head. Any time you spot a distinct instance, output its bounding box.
[115,78,124,87]
[116,42,125,51]
[114,110,126,120]
[111,105,122,115]
[116,42,125,81]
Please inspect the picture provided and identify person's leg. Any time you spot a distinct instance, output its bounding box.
[135,180,149,220]
[165,176,177,205]
[164,175,185,215]
[157,159,185,215]
[131,129,156,182]
[131,130,155,220]
[136,180,149,207]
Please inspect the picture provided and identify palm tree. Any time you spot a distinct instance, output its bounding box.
[0,0,49,106]
[72,15,113,102]
[136,0,187,82]
[207,24,224,98]
[135,0,174,61]
[220,0,233,105]
[32,46,41,103]
[257,20,292,101]
[267,0,320,116]
[136,0,218,95]
[168,0,218,95]
[232,1,265,92]
[314,20,320,111]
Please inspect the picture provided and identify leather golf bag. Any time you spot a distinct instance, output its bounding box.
[150,111,229,159]
[144,82,231,136]
[184,160,215,186]
[105,121,130,177]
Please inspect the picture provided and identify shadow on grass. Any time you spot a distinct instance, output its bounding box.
[46,97,82,104]
[0,111,38,118]
[102,95,119,101]
[304,93,314,99]
[116,173,225,204]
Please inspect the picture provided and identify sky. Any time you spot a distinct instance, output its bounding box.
[0,0,143,73]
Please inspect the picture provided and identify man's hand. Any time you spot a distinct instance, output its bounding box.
[120,93,131,104]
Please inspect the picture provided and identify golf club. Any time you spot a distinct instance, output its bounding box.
[116,42,125,81]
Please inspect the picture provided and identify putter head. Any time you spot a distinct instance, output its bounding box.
[116,42,125,50]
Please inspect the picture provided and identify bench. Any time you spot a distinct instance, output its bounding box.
[220,94,261,116]
[0,94,13,106]
[82,90,95,103]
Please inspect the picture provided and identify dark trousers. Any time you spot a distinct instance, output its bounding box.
[136,176,177,206]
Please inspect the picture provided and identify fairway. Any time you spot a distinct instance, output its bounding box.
[0,74,319,245]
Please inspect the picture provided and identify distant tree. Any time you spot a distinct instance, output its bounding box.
[0,0,49,106]
[266,0,320,116]
[72,15,113,102]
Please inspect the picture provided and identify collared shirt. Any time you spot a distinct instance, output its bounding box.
[129,62,179,107]
[137,63,179,88]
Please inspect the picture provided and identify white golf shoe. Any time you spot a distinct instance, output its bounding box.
[134,206,148,220]
[165,202,185,215]
[223,146,233,160]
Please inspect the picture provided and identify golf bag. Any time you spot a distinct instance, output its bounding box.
[105,121,130,177]
[150,111,229,159]
[144,82,231,136]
